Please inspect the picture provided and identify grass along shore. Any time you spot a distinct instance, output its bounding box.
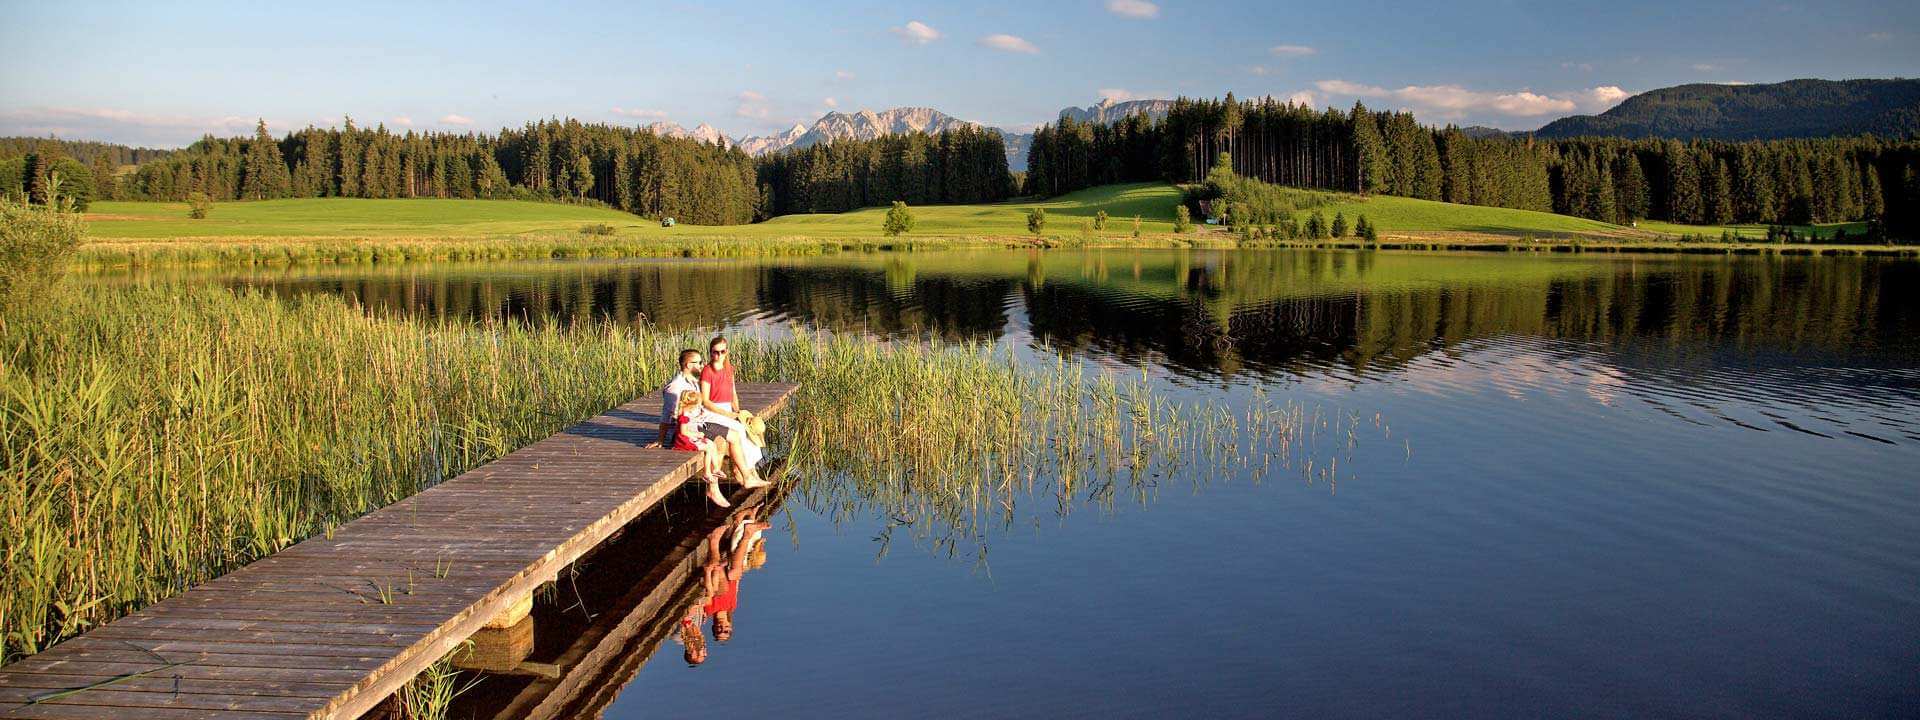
[1,282,1345,665]
[75,183,1914,268]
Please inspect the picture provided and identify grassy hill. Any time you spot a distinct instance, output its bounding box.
[1533,78,1920,140]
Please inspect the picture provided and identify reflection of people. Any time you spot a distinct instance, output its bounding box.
[703,507,772,644]
[676,604,708,666]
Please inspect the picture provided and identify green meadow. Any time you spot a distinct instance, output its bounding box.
[74,182,1904,268]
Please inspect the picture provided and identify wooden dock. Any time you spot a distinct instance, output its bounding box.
[0,382,799,720]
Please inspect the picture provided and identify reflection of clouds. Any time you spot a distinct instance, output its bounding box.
[1586,365,1627,407]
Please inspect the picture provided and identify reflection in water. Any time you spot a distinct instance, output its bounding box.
[100,249,1920,443]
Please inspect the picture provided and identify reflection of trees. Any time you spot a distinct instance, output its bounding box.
[1022,255,1918,378]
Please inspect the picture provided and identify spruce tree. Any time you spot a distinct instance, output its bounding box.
[1708,159,1734,225]
[1614,153,1648,222]
[240,120,291,200]
[1350,103,1387,195]
[1331,212,1348,238]
[1861,163,1884,220]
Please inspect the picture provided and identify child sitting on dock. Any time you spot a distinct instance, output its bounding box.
[675,390,730,508]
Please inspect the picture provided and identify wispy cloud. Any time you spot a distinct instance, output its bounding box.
[735,90,771,119]
[439,114,473,125]
[979,34,1039,54]
[1248,65,1273,76]
[1561,61,1595,72]
[0,106,263,146]
[834,69,856,81]
[1866,31,1892,41]
[1269,44,1316,57]
[1105,0,1159,19]
[611,107,669,119]
[1098,88,1135,103]
[1313,80,1625,120]
[1691,63,1721,72]
[390,116,414,127]
[1285,90,1317,108]
[823,96,839,108]
[890,20,940,45]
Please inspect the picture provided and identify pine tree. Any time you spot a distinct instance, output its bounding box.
[1331,212,1348,238]
[23,153,46,205]
[1614,153,1648,222]
[91,155,118,201]
[1667,148,1702,224]
[337,117,361,198]
[240,120,292,200]
[1708,159,1733,225]
[1862,163,1885,220]
[1350,103,1387,194]
[1027,207,1047,236]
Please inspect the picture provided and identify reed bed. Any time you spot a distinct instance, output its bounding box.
[0,282,1384,665]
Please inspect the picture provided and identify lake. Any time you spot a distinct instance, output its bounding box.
[102,249,1920,717]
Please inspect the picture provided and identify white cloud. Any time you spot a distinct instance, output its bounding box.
[823,97,838,108]
[735,91,771,119]
[1692,63,1721,72]
[611,107,669,119]
[834,69,856,81]
[1561,61,1595,72]
[0,106,260,146]
[1248,65,1272,76]
[1488,91,1577,115]
[1866,31,1892,41]
[1105,0,1159,19]
[1269,44,1316,57]
[440,114,473,125]
[1315,79,1386,97]
[979,34,1039,54]
[1580,85,1630,111]
[1285,91,1317,107]
[1314,80,1626,120]
[890,20,940,44]
[390,116,414,127]
[1098,88,1135,103]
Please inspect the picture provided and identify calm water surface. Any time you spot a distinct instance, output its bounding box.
[109,250,1920,717]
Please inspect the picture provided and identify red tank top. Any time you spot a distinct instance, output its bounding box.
[704,579,739,614]
[700,364,736,405]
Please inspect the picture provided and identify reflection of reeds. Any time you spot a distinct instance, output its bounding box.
[0,284,1390,665]
[769,333,1390,563]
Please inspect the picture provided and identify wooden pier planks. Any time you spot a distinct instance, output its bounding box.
[0,382,798,720]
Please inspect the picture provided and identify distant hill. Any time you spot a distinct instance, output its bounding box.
[1534,78,1920,140]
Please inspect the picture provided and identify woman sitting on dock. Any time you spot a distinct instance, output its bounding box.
[698,336,766,486]
[674,390,731,508]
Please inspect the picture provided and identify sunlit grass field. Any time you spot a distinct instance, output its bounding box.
[76,183,1902,267]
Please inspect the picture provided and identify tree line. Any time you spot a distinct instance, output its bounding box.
[1024,94,1920,236]
[58,117,1012,225]
[757,126,1014,214]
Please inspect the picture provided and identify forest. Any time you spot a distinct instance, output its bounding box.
[1025,95,1920,236]
[2,119,1011,225]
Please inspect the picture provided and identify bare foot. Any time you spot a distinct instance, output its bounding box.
[706,482,731,508]
[741,471,771,489]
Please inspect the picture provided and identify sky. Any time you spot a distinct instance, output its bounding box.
[2,0,1917,147]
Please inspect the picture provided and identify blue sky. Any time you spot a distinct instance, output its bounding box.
[2,0,1916,147]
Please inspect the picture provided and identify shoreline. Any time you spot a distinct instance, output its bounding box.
[70,231,1920,268]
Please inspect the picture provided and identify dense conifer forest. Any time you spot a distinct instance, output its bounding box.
[1025,95,1920,235]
